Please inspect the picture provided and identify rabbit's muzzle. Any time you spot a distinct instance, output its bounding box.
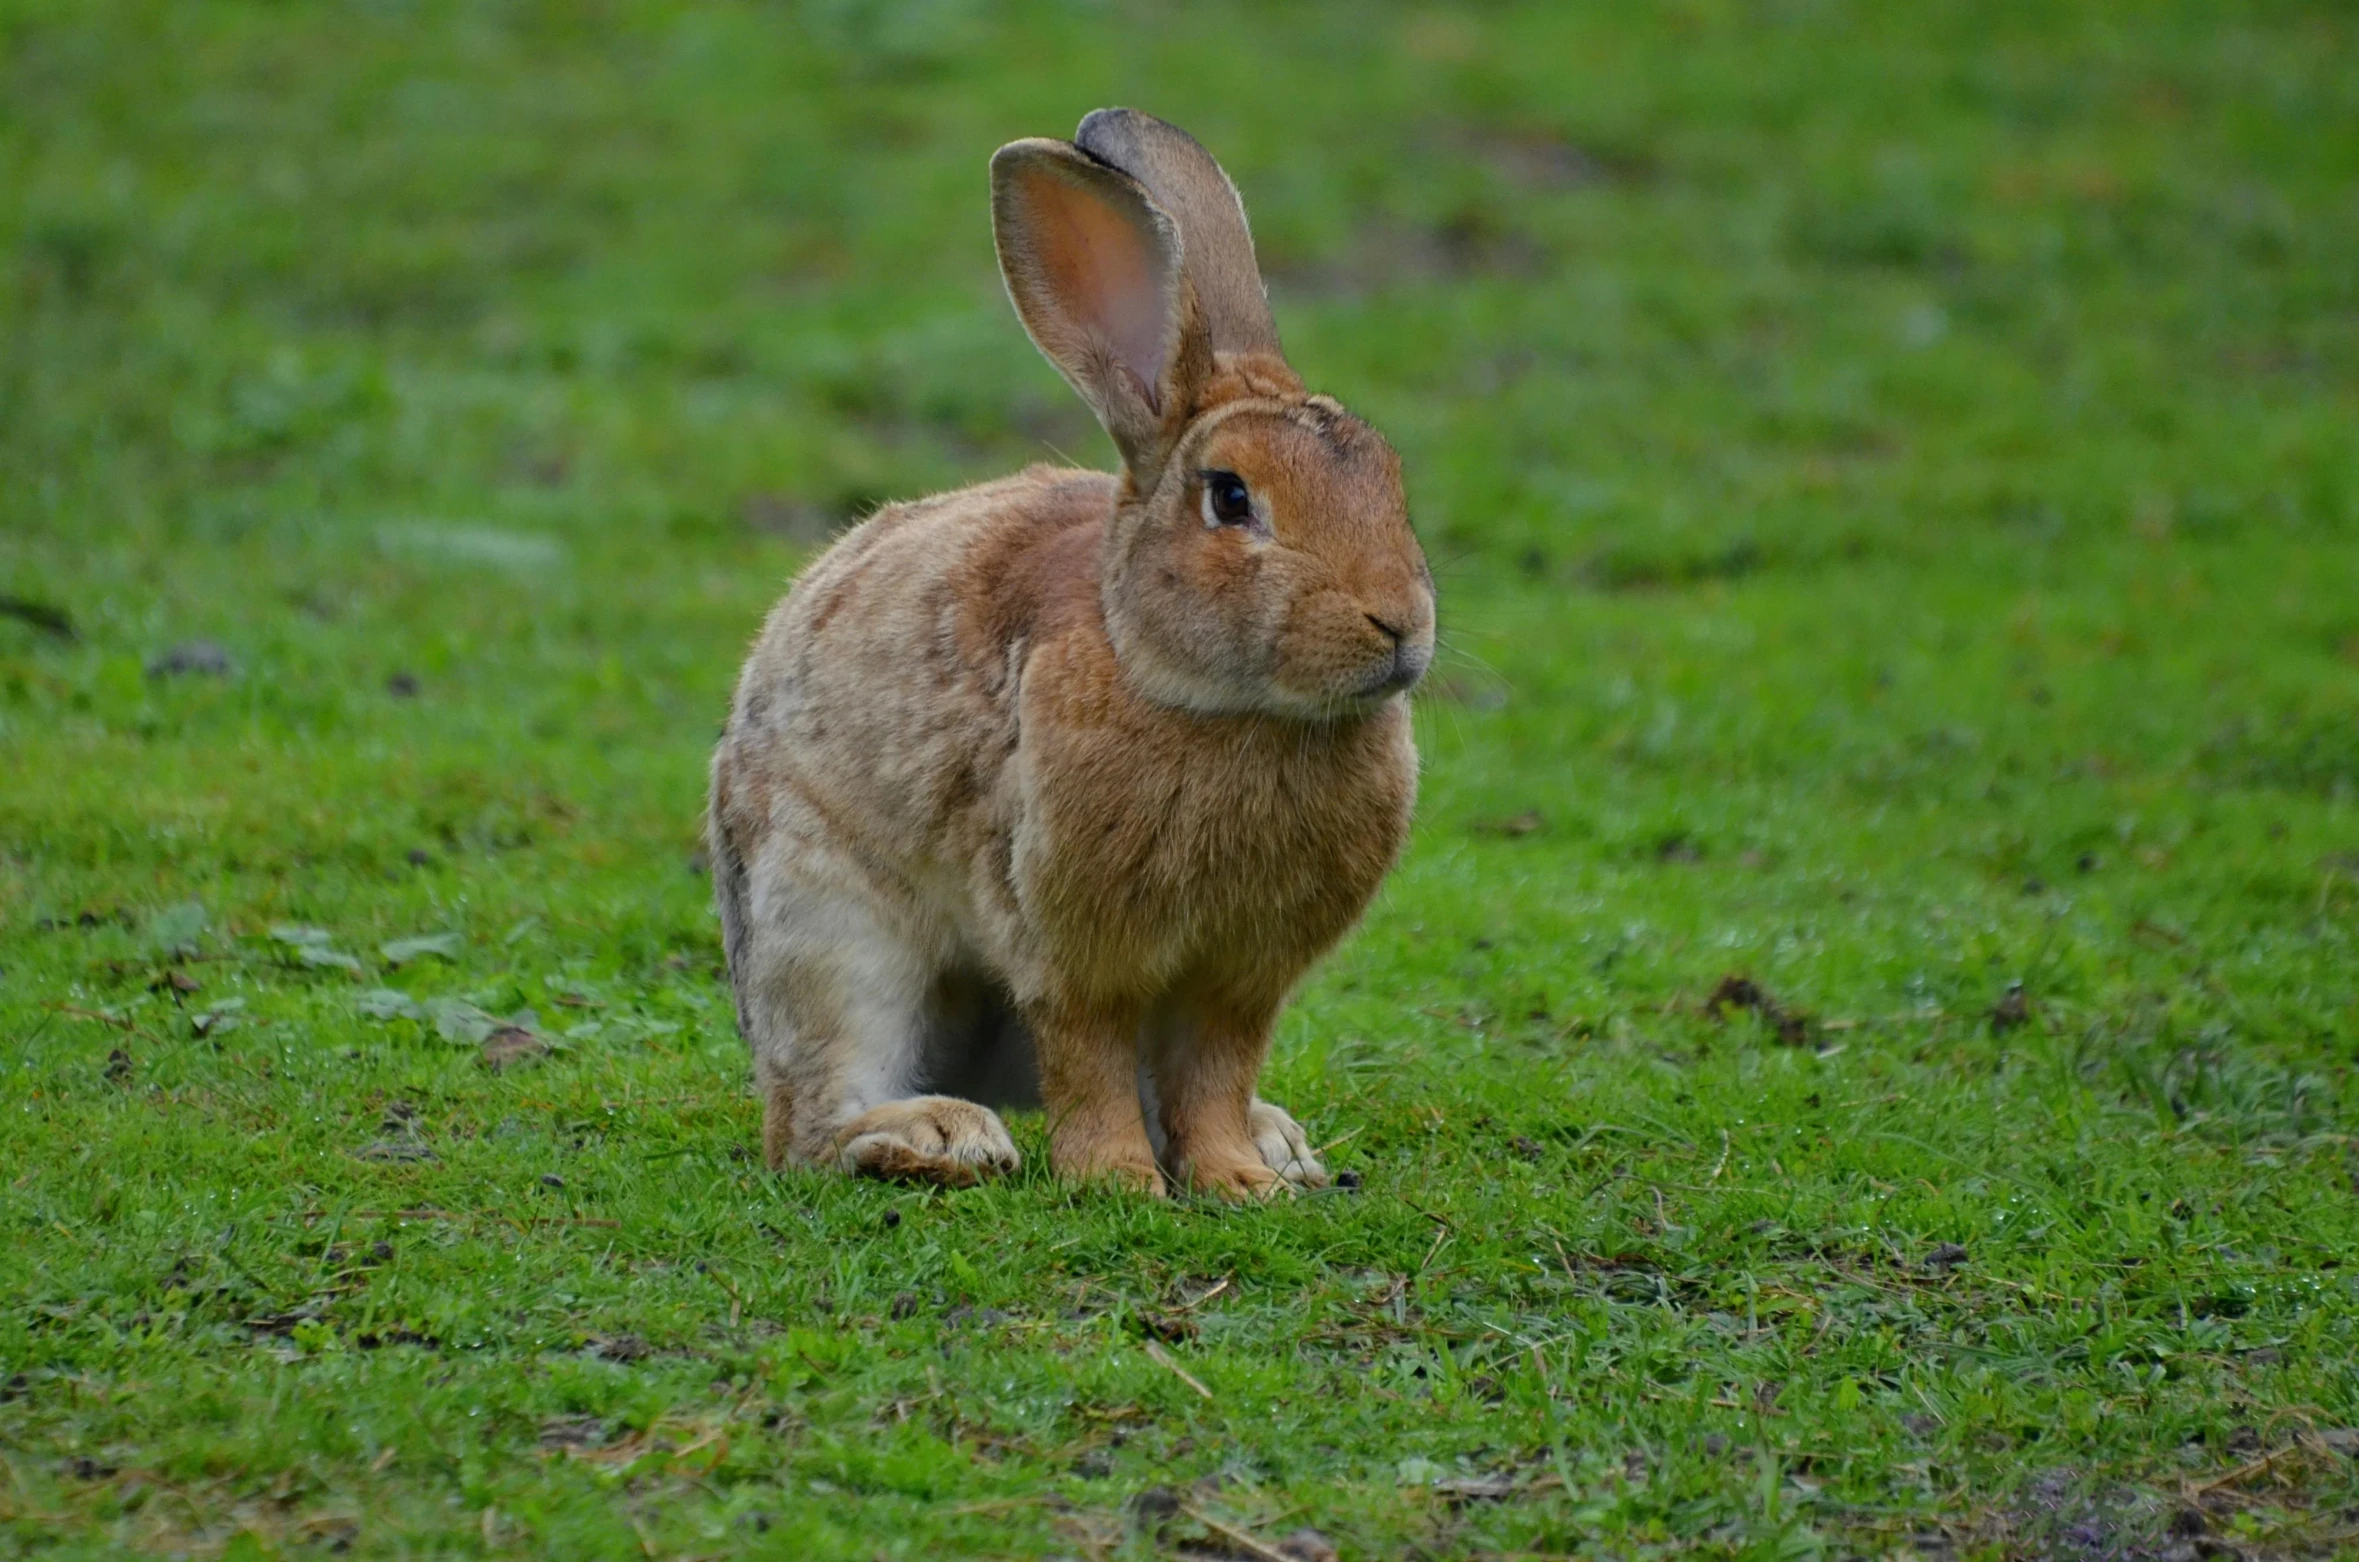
[1276,577,1435,709]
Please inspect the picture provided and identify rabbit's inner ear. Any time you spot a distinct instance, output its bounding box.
[992,140,1197,480]
[1027,176,1168,410]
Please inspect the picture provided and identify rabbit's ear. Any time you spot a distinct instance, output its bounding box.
[992,138,1206,485]
[1075,109,1280,361]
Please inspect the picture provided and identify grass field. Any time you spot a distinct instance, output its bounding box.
[5,2,2358,1556]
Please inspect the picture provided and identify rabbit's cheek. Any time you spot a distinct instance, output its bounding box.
[1173,539,1284,671]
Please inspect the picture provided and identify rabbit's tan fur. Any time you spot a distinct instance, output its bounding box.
[709,110,1434,1197]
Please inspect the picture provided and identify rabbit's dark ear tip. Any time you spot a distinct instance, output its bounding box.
[1078,107,1205,152]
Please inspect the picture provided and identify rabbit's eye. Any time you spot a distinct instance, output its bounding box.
[1201,470,1255,528]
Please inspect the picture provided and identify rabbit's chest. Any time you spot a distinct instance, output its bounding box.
[1015,700,1416,992]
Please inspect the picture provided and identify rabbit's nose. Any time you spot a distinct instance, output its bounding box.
[1363,616,1431,694]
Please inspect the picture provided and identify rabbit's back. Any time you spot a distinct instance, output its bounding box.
[711,465,1116,942]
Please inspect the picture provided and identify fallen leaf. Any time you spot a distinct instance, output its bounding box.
[582,1332,651,1363]
[482,1026,549,1072]
[1705,973,1812,1046]
[538,1415,607,1452]
[144,901,207,960]
[1135,1309,1198,1344]
[357,989,423,1021]
[426,998,501,1045]
[270,925,362,973]
[380,932,462,966]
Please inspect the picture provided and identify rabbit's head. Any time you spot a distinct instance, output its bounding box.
[992,110,1434,720]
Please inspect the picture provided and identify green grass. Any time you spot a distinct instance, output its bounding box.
[4,1,2358,1556]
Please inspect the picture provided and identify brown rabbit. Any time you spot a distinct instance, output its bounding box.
[708,109,1434,1197]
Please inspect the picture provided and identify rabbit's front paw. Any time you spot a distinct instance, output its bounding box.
[834,1096,1020,1188]
[1048,1129,1167,1196]
[1183,1153,1289,1202]
[1247,1099,1329,1189]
